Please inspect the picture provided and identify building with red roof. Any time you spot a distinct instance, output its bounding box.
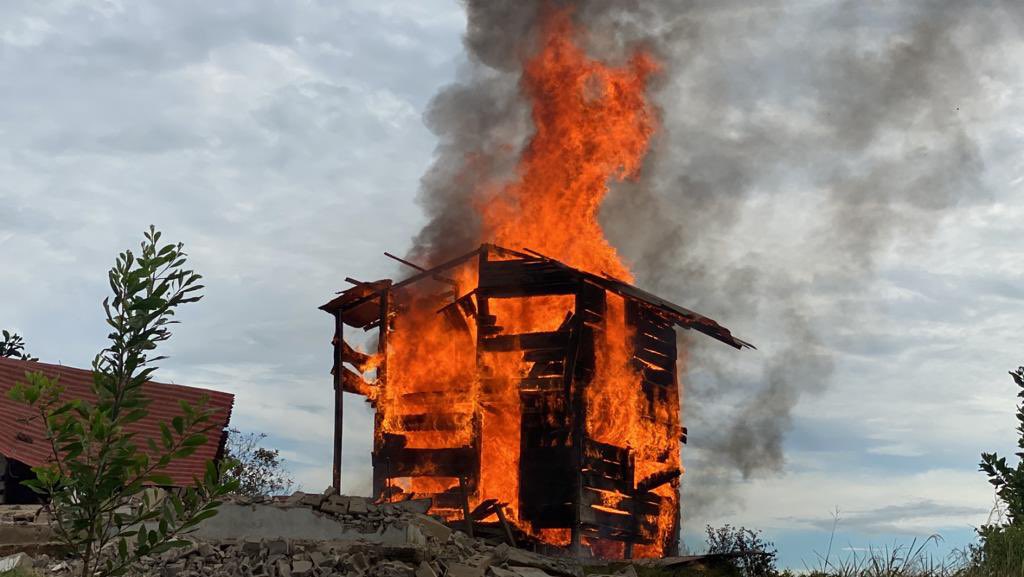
[0,356,234,503]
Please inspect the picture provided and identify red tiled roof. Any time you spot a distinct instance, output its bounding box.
[0,357,234,487]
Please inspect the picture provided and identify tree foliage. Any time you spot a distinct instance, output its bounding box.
[979,365,1024,526]
[223,428,294,498]
[1,330,37,361]
[7,226,238,577]
[706,524,781,577]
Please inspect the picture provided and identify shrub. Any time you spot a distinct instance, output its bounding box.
[223,428,294,497]
[8,226,238,577]
[705,524,781,577]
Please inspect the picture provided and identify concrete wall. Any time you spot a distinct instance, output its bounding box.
[193,503,408,545]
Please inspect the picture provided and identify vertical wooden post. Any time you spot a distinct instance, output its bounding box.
[470,245,490,495]
[568,289,587,556]
[569,282,604,557]
[372,283,392,500]
[624,449,637,560]
[459,476,475,538]
[332,311,344,491]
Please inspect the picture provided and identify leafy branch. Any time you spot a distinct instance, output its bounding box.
[1,330,37,361]
[8,226,238,577]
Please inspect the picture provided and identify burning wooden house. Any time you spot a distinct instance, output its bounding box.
[321,244,752,559]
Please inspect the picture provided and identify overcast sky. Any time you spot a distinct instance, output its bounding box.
[2,0,1023,569]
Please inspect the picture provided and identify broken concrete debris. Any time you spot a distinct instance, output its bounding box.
[3,489,694,577]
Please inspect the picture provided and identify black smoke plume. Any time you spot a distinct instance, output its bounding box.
[409,0,1008,531]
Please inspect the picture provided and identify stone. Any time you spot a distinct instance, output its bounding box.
[291,560,314,577]
[242,537,263,556]
[321,500,349,516]
[161,561,186,577]
[405,524,426,547]
[415,561,438,577]
[266,539,290,557]
[49,561,72,573]
[328,494,350,507]
[300,493,325,508]
[286,492,307,505]
[445,553,493,577]
[614,566,638,577]
[488,568,519,577]
[376,560,415,577]
[502,548,581,577]
[349,551,370,573]
[507,568,553,577]
[197,542,217,558]
[323,486,338,497]
[347,497,369,515]
[0,553,32,573]
[445,563,487,577]
[276,558,292,577]
[308,551,327,567]
[409,515,451,542]
[395,499,432,515]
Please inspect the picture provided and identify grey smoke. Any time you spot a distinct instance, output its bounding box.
[408,0,1010,533]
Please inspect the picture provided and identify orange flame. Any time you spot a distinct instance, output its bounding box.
[375,5,677,558]
[481,6,658,281]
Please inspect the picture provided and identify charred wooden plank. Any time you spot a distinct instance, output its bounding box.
[581,474,629,494]
[481,331,569,352]
[397,391,469,405]
[583,439,631,463]
[633,346,673,371]
[372,446,477,478]
[477,283,580,298]
[523,349,568,363]
[339,367,374,396]
[495,506,517,546]
[441,304,471,334]
[620,493,664,518]
[396,413,470,432]
[527,361,565,377]
[640,380,672,408]
[636,330,675,351]
[639,365,675,388]
[470,498,500,520]
[332,337,373,371]
[480,325,503,336]
[637,467,682,493]
[516,376,566,392]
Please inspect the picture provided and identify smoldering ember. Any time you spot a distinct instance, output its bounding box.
[2,1,1024,577]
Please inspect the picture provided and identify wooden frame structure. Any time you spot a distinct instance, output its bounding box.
[320,244,752,556]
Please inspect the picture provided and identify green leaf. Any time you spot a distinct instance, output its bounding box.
[160,422,173,449]
[147,474,174,486]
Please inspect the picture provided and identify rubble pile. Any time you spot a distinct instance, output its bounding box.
[4,489,614,577]
[269,489,435,537]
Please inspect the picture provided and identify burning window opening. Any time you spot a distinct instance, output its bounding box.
[321,243,752,560]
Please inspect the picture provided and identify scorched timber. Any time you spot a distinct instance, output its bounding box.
[320,243,752,559]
